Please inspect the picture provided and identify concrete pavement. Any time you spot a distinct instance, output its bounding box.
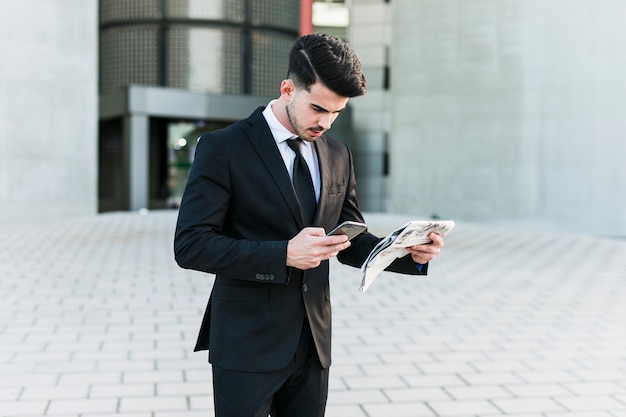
[1,210,626,417]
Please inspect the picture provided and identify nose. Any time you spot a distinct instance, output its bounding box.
[319,113,335,130]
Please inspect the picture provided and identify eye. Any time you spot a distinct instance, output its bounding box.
[311,105,327,113]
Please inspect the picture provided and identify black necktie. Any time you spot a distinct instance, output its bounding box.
[287,139,317,225]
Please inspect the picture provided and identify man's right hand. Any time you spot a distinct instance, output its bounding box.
[287,227,351,270]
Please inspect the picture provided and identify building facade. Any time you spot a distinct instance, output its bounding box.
[98,0,301,211]
[0,1,98,224]
[4,0,623,236]
[349,0,626,236]
[345,0,392,212]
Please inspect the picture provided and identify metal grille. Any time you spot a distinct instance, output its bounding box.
[99,0,298,95]
[100,27,159,94]
[167,27,241,94]
[250,32,293,97]
[164,0,244,22]
[100,0,161,23]
[166,0,223,19]
[222,30,243,94]
[224,0,245,22]
[250,0,299,30]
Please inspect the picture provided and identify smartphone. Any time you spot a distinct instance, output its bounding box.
[327,221,367,240]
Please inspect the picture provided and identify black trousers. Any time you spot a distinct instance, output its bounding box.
[212,320,329,417]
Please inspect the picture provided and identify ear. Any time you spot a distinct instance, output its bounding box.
[280,79,296,101]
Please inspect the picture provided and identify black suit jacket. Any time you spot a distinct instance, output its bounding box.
[174,107,425,373]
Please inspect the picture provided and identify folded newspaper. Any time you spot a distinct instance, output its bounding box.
[359,220,455,292]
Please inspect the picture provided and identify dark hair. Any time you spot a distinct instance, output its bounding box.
[287,33,367,98]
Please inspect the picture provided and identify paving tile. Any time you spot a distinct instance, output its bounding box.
[0,362,36,375]
[545,413,615,417]
[35,360,97,373]
[187,394,212,411]
[553,395,626,412]
[514,370,583,384]
[89,383,155,398]
[47,398,118,415]
[324,404,368,417]
[82,413,150,417]
[97,359,155,372]
[155,412,211,417]
[122,370,184,384]
[12,352,71,363]
[183,369,212,383]
[0,387,21,401]
[157,382,211,396]
[443,385,512,400]
[492,397,566,414]
[119,396,189,412]
[572,368,626,381]
[328,364,364,377]
[427,399,501,416]
[129,349,186,360]
[383,387,450,402]
[329,377,348,390]
[327,389,387,405]
[156,359,206,371]
[430,350,490,363]
[417,361,477,374]
[360,363,421,376]
[362,402,436,417]
[378,352,436,365]
[330,353,384,366]
[2,211,626,417]
[21,386,89,400]
[469,360,531,373]
[343,375,407,390]
[404,374,467,387]
[561,382,626,396]
[503,383,573,397]
[58,371,121,385]
[0,374,59,387]
[0,400,48,415]
[459,371,525,385]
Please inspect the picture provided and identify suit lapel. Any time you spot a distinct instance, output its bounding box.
[243,108,304,226]
[313,137,331,224]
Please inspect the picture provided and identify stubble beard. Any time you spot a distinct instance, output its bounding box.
[285,103,305,140]
[285,103,322,142]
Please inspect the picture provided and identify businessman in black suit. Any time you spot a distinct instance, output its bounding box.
[174,33,444,417]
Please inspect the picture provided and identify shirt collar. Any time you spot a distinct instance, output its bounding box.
[262,100,297,144]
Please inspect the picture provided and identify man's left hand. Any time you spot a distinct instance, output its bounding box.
[406,232,444,265]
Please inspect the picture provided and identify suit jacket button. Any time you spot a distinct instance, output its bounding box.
[302,283,308,292]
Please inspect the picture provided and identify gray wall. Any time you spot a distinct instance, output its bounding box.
[0,1,98,224]
[347,1,392,212]
[385,0,626,236]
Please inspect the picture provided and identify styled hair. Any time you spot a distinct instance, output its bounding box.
[287,33,367,98]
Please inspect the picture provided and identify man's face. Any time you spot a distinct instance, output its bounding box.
[284,81,350,142]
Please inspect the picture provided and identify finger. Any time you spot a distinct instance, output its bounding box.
[306,227,328,237]
[429,232,444,247]
[411,252,429,264]
[325,234,350,244]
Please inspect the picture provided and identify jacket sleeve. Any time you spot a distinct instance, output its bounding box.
[173,134,290,284]
[334,145,427,276]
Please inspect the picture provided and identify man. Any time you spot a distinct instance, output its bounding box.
[174,33,444,417]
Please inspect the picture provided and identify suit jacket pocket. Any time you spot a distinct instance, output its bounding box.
[214,285,270,303]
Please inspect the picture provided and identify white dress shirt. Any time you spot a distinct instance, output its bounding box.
[262,100,321,202]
